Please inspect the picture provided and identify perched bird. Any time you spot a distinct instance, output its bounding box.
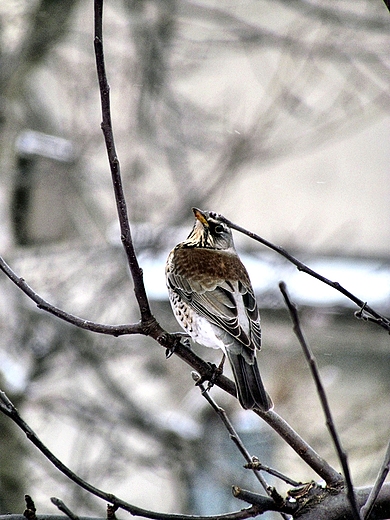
[165,208,273,411]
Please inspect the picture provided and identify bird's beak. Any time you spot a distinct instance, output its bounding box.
[192,207,209,227]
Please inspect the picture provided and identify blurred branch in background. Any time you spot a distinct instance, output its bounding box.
[2,0,389,236]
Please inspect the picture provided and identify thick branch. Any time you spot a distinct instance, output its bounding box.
[297,484,390,520]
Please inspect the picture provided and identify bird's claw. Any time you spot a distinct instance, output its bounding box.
[207,357,225,390]
[165,332,191,359]
[195,359,225,390]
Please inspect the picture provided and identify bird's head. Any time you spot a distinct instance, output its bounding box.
[183,208,235,251]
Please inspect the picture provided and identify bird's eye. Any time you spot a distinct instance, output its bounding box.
[214,224,224,234]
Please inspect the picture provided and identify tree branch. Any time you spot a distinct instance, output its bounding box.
[279,282,361,520]
[195,378,292,520]
[218,214,390,333]
[0,391,264,520]
[361,439,390,519]
[93,0,152,322]
[0,249,343,487]
[297,484,390,520]
[0,256,142,336]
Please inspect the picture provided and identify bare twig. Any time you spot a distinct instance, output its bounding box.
[232,486,296,516]
[50,498,79,520]
[24,495,37,520]
[361,439,390,519]
[196,379,269,490]
[244,459,301,488]
[218,214,390,333]
[195,375,299,488]
[194,377,291,520]
[279,282,361,520]
[93,0,151,322]
[0,256,142,336]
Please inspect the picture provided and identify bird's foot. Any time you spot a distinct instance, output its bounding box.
[193,364,216,388]
[206,353,226,390]
[195,355,226,390]
[165,332,191,359]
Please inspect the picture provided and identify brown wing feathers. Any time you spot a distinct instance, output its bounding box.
[168,247,260,352]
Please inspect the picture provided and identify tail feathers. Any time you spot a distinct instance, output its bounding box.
[227,351,273,411]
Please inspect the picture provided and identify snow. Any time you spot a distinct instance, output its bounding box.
[139,250,390,311]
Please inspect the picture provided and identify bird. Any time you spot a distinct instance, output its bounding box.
[165,207,273,411]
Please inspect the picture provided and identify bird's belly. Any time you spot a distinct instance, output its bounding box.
[169,291,225,351]
[191,315,226,351]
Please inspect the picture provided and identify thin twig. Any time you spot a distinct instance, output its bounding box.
[0,256,142,336]
[279,281,361,520]
[244,459,301,488]
[50,498,79,520]
[196,379,269,490]
[232,487,296,516]
[361,439,390,519]
[194,378,291,520]
[93,0,151,322]
[195,376,299,485]
[218,214,390,333]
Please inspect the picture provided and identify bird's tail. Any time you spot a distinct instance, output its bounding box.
[227,351,273,411]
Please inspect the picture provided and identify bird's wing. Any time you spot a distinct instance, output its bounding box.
[167,270,261,353]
